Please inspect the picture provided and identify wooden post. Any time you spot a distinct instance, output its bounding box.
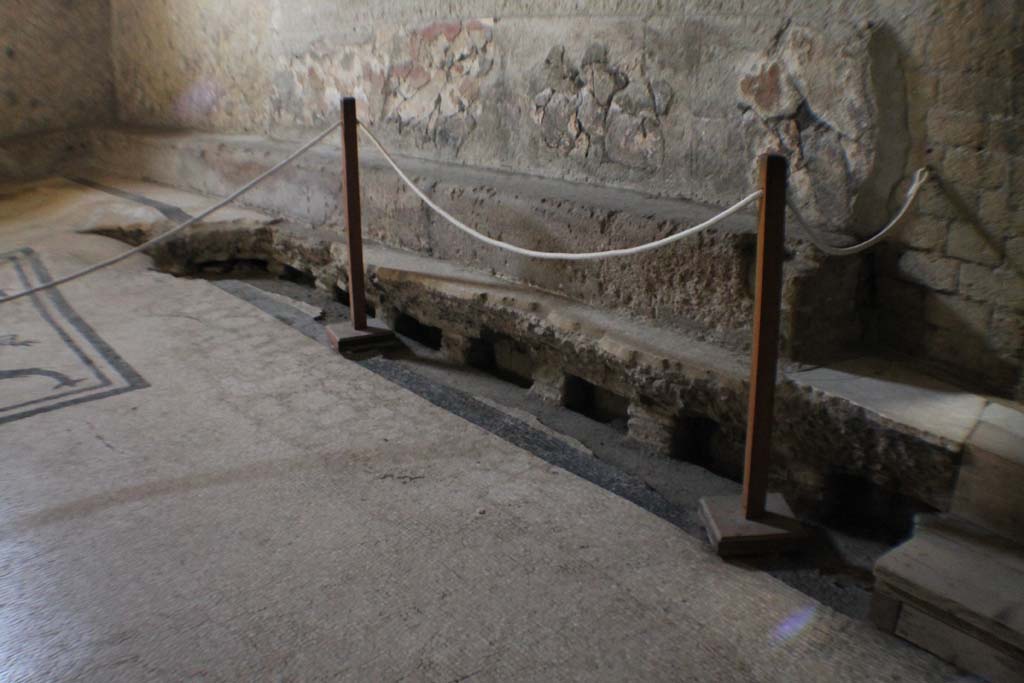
[325,98,397,355]
[697,154,804,557]
[742,154,787,519]
[341,97,368,331]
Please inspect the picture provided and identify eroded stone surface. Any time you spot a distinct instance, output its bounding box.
[89,128,866,366]
[100,216,968,514]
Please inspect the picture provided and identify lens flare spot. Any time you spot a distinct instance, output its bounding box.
[176,80,222,120]
[772,606,816,643]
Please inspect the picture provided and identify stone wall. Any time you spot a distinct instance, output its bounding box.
[870,2,1023,399]
[0,0,114,140]
[105,0,1023,397]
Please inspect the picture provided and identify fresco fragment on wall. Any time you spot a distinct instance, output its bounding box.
[530,44,672,171]
[735,24,903,232]
[272,19,495,153]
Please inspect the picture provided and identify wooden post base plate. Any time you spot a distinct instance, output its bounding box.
[325,320,400,356]
[698,493,808,558]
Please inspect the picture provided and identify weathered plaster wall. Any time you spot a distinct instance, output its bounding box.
[108,0,1023,397]
[0,0,114,140]
[111,1,274,132]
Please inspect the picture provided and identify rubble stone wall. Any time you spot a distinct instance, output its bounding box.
[105,1,1023,397]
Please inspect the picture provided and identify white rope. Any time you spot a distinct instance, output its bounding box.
[0,116,930,308]
[0,122,342,305]
[358,121,763,261]
[787,167,930,256]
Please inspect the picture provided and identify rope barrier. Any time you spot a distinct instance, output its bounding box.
[358,121,763,261]
[360,122,929,261]
[786,167,930,256]
[0,122,341,305]
[0,114,930,306]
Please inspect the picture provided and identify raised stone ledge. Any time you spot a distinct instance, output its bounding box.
[95,216,995,520]
[85,127,864,365]
[0,128,94,180]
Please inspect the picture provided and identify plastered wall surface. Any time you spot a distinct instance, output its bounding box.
[111,1,903,228]
[0,0,113,140]
[2,0,1016,398]
[107,0,1023,397]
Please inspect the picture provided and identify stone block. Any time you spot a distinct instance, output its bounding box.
[440,331,475,364]
[923,327,987,369]
[978,190,1015,234]
[979,153,1010,191]
[872,275,928,351]
[1010,159,1024,211]
[874,514,1024,683]
[946,221,1003,266]
[924,293,991,336]
[895,603,1022,683]
[938,73,1013,118]
[896,216,947,251]
[960,264,1024,310]
[1006,238,1024,273]
[926,109,985,148]
[529,367,566,404]
[915,184,954,218]
[942,148,1003,191]
[897,251,960,292]
[953,402,1024,544]
[989,118,1022,156]
[491,336,536,384]
[928,2,1017,77]
[989,307,1024,356]
[626,402,677,455]
[910,71,940,104]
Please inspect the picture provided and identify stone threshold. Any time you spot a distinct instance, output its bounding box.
[873,514,1024,683]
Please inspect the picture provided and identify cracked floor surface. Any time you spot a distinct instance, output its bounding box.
[0,176,962,681]
[215,276,890,622]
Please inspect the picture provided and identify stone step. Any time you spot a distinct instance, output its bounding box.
[82,126,862,366]
[951,402,1024,545]
[873,514,1024,683]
